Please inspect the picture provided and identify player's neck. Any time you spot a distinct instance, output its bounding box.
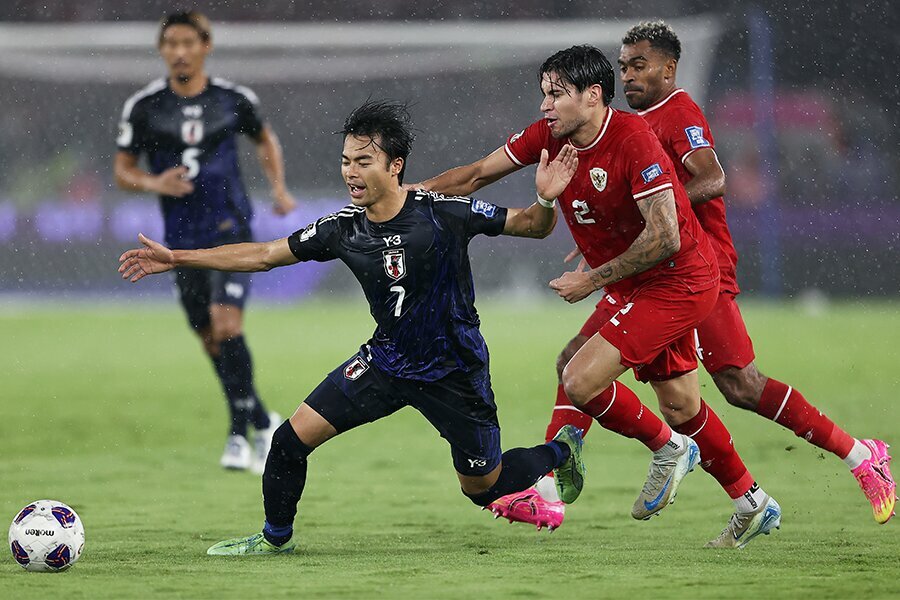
[569,105,608,147]
[169,73,209,98]
[644,83,679,109]
[365,187,407,223]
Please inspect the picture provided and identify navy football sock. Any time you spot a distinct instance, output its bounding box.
[217,336,271,434]
[464,444,564,506]
[262,421,314,543]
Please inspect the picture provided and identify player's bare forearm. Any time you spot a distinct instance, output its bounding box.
[421,147,520,195]
[113,152,155,192]
[175,239,297,273]
[683,148,726,205]
[590,189,680,287]
[256,126,287,193]
[503,202,557,238]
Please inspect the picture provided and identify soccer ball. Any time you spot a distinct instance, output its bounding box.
[8,500,85,572]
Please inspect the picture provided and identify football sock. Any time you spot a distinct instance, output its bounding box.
[757,378,855,459]
[261,421,314,544]
[217,336,271,434]
[842,439,872,470]
[535,474,561,503]
[653,429,686,457]
[673,400,755,499]
[733,481,769,513]
[464,444,566,507]
[545,383,595,443]
[581,381,671,452]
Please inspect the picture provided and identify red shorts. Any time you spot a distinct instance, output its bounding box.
[578,293,623,338]
[598,282,718,382]
[695,291,756,373]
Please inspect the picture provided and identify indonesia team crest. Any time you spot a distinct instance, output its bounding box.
[383,249,406,281]
[589,167,607,192]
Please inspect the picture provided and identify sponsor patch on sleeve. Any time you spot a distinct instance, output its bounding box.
[471,199,498,218]
[299,221,318,242]
[685,125,711,149]
[641,163,663,184]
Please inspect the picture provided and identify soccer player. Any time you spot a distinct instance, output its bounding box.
[113,11,297,473]
[418,45,783,548]
[118,99,587,555]
[495,22,896,533]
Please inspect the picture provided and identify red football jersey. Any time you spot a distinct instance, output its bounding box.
[637,89,739,294]
[505,108,718,298]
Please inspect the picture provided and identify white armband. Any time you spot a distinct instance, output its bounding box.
[536,194,557,209]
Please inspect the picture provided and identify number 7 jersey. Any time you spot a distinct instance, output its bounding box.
[505,108,718,298]
[287,191,508,382]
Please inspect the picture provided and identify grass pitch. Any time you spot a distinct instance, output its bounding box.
[1,298,899,598]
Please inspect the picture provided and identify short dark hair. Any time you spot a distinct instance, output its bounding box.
[622,21,681,61]
[158,11,212,46]
[339,100,415,184]
[539,45,615,106]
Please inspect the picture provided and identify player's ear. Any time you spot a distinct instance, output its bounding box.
[665,58,677,80]
[587,84,603,107]
[390,157,404,178]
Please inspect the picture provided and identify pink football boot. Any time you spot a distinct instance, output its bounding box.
[852,439,896,524]
[486,488,565,532]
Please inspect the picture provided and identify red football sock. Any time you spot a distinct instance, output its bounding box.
[674,400,754,499]
[544,383,596,443]
[757,378,855,459]
[581,381,670,452]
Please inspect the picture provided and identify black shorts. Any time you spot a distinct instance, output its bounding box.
[305,351,502,477]
[173,268,252,331]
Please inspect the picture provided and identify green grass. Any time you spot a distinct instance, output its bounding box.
[1,299,899,598]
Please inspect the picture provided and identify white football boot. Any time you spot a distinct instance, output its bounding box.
[220,434,252,470]
[251,412,281,475]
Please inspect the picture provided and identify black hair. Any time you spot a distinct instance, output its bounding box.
[539,45,616,106]
[158,11,212,46]
[338,100,415,184]
[622,21,682,61]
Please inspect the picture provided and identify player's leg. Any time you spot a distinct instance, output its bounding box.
[208,353,405,555]
[700,293,895,523]
[208,270,279,473]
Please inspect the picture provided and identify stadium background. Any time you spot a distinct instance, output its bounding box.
[0,0,896,302]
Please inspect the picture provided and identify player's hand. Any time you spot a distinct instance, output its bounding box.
[272,187,297,216]
[149,166,194,197]
[549,261,597,303]
[118,233,176,283]
[535,145,578,202]
[564,246,582,263]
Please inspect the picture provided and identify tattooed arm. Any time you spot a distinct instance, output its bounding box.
[549,188,680,302]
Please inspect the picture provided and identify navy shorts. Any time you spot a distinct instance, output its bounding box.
[304,352,502,477]
[173,267,252,331]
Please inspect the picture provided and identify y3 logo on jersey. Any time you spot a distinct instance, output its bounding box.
[383,249,406,281]
[382,235,402,247]
[467,458,487,469]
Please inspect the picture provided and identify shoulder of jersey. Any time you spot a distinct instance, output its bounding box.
[210,77,261,106]
[616,109,655,134]
[120,78,167,119]
[415,190,472,205]
[317,204,366,225]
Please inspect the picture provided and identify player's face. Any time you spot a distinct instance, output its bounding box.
[341,135,403,207]
[618,41,675,110]
[159,25,210,84]
[539,72,592,139]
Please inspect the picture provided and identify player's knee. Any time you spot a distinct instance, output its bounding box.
[270,421,314,463]
[561,366,591,408]
[713,368,762,411]
[211,323,243,343]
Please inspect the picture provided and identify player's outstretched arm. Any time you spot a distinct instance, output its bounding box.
[255,125,297,216]
[683,148,726,206]
[415,147,521,195]
[503,145,578,238]
[118,234,298,283]
[550,188,680,303]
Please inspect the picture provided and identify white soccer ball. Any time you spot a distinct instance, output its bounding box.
[8,500,85,572]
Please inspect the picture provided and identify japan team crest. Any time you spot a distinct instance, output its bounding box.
[589,167,607,192]
[383,249,406,281]
[181,119,204,145]
[343,356,368,380]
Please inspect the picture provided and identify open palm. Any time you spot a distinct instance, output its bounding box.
[535,145,579,201]
[118,234,176,283]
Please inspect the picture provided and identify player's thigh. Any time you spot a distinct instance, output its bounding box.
[559,294,623,376]
[173,267,212,331]
[696,292,756,374]
[404,367,502,479]
[561,333,628,405]
[302,352,405,446]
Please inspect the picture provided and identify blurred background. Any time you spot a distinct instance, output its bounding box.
[0,0,896,302]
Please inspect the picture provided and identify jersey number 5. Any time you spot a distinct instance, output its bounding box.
[182,148,202,180]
